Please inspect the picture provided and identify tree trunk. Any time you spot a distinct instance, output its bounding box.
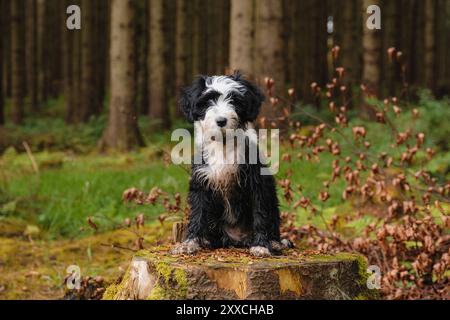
[37,0,47,104]
[381,0,401,97]
[217,0,230,74]
[80,0,97,121]
[136,0,148,115]
[423,0,436,92]
[11,0,26,124]
[192,0,208,76]
[229,0,254,77]
[175,0,191,116]
[67,0,82,123]
[341,0,361,87]
[254,0,285,123]
[1,0,10,101]
[62,0,74,123]
[46,0,61,98]
[103,246,376,300]
[361,0,381,118]
[148,0,170,129]
[0,0,4,125]
[96,0,109,114]
[26,0,38,113]
[99,0,143,151]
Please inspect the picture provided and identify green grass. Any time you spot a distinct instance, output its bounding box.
[0,148,189,238]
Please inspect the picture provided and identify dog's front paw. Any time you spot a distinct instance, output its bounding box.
[170,239,201,255]
[249,246,271,257]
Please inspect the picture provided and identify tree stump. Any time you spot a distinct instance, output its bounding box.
[103,246,376,300]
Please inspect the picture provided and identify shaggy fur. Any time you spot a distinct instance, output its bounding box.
[171,73,289,257]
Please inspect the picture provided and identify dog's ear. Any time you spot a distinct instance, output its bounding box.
[179,76,206,123]
[239,78,265,122]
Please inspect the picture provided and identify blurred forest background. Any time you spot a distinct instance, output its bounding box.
[0,0,449,300]
[0,0,450,148]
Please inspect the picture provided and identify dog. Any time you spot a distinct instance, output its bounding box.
[171,72,291,257]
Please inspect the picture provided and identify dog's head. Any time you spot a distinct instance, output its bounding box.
[179,72,265,131]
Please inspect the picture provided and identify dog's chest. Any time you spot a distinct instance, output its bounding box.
[197,141,240,190]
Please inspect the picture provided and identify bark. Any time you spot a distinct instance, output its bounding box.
[136,0,148,115]
[423,0,436,92]
[341,0,361,87]
[292,0,305,101]
[361,0,381,118]
[80,0,97,121]
[99,0,143,151]
[46,0,61,98]
[217,0,230,74]
[26,0,38,113]
[1,0,11,99]
[68,0,82,123]
[0,0,4,125]
[254,0,285,122]
[192,0,208,76]
[229,0,254,77]
[62,0,74,123]
[37,0,47,104]
[175,0,191,116]
[96,0,109,114]
[11,0,26,124]
[206,2,218,75]
[382,0,401,97]
[148,0,170,128]
[104,246,376,300]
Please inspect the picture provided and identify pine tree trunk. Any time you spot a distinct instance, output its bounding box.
[217,0,230,74]
[254,0,285,122]
[229,0,254,77]
[62,0,74,123]
[341,0,360,87]
[46,0,61,98]
[423,0,436,92]
[68,0,82,123]
[382,0,401,97]
[136,0,148,115]
[37,0,47,104]
[192,0,208,76]
[2,0,11,99]
[0,0,4,125]
[292,0,305,101]
[148,0,170,128]
[99,0,143,151]
[361,0,381,118]
[80,0,97,121]
[96,0,109,114]
[11,0,26,124]
[175,0,191,115]
[26,0,38,113]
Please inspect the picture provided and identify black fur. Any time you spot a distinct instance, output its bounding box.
[176,73,282,255]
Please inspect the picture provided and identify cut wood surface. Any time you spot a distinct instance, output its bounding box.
[103,246,376,300]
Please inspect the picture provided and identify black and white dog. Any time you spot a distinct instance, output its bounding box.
[171,72,290,257]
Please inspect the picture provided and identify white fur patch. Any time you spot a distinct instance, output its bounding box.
[205,76,245,96]
[250,246,271,257]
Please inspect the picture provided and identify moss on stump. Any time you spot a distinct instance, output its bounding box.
[103,246,377,300]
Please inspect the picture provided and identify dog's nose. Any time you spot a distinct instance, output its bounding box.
[216,117,227,127]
